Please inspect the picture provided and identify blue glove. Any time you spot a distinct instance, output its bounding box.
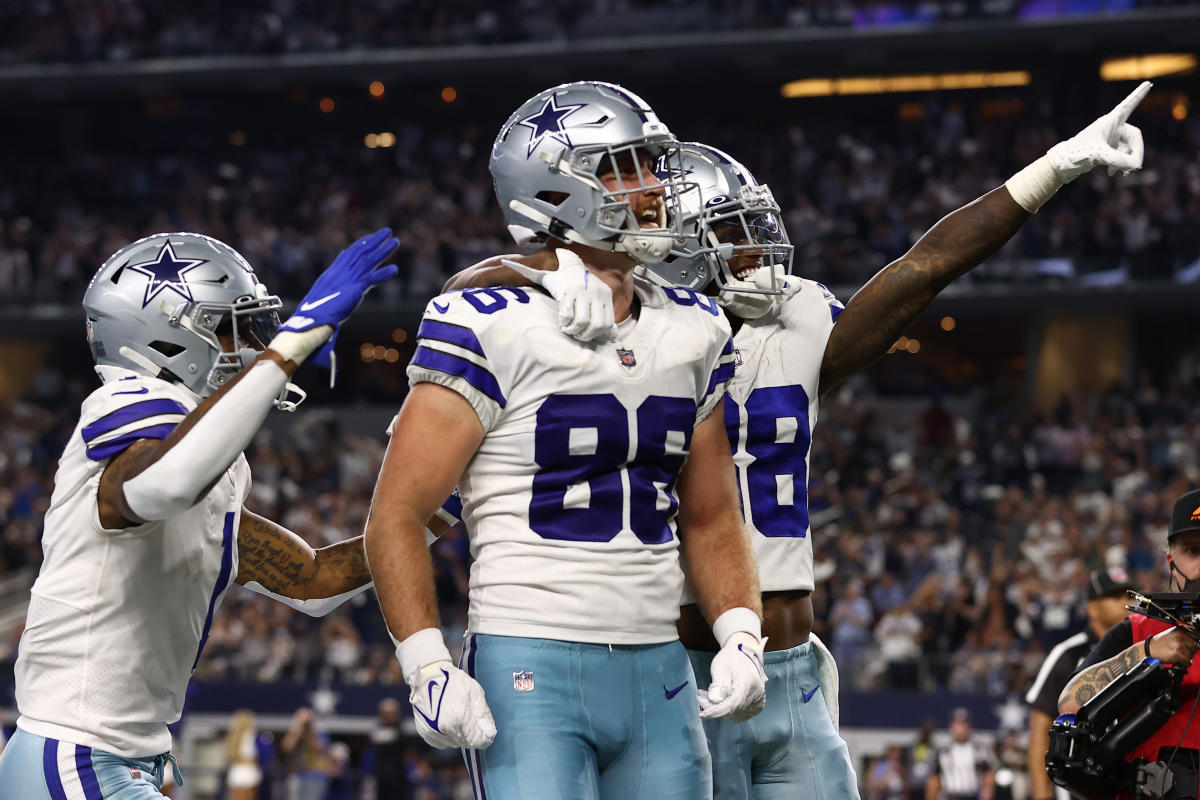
[282,228,400,335]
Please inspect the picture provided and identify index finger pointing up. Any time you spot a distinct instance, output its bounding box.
[1112,80,1152,122]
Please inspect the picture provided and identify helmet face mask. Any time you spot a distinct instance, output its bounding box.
[491,81,698,264]
[641,144,794,313]
[84,233,282,399]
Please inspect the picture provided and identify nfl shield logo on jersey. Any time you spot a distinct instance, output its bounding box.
[733,348,743,367]
[617,348,636,367]
[513,670,535,692]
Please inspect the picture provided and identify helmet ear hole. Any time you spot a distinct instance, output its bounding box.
[148,340,186,357]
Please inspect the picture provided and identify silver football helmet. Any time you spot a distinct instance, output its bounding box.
[490,80,697,264]
[641,143,793,318]
[83,232,283,399]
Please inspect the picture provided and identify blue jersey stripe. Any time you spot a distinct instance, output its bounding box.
[81,398,187,443]
[43,739,68,800]
[85,422,179,462]
[75,746,103,800]
[417,319,486,356]
[438,492,464,526]
[830,303,843,322]
[411,346,506,408]
[192,512,236,670]
[705,361,736,400]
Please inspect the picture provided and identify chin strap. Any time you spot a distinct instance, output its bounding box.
[508,198,673,264]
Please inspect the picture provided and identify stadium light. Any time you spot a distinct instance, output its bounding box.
[781,70,1030,98]
[319,97,335,113]
[441,86,458,103]
[1100,54,1196,82]
[369,80,385,98]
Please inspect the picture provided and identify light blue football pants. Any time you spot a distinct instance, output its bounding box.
[0,727,182,799]
[688,642,861,800]
[460,633,712,800]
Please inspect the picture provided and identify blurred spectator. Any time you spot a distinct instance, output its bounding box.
[366,697,408,800]
[908,718,938,800]
[868,744,910,800]
[223,709,262,800]
[279,707,334,800]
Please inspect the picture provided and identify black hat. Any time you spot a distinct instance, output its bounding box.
[1169,489,1200,540]
[1087,567,1133,601]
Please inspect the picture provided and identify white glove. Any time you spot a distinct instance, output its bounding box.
[753,264,802,301]
[1006,81,1150,213]
[501,249,616,342]
[698,630,768,722]
[1049,80,1149,181]
[396,628,497,750]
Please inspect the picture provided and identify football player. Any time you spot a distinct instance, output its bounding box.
[0,230,399,798]
[444,81,1152,799]
[365,81,766,800]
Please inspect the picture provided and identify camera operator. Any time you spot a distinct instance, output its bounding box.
[1057,489,1200,797]
[1027,568,1136,800]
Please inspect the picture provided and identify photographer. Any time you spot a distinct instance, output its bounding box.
[1057,489,1200,797]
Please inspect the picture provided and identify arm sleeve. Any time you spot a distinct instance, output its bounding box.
[1073,618,1135,674]
[405,297,507,432]
[123,360,289,521]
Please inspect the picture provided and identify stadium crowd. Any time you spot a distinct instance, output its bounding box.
[2,358,1199,700]
[0,0,1190,65]
[1,86,1197,310]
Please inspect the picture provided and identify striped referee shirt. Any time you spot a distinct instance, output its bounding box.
[933,740,997,797]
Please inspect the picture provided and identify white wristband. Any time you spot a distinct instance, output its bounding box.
[268,325,333,364]
[394,627,452,685]
[712,606,763,649]
[1004,154,1064,213]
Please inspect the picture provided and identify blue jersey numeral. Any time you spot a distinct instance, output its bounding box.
[726,384,810,538]
[529,393,695,544]
[461,287,530,314]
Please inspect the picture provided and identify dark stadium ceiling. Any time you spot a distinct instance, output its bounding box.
[1,6,1199,94]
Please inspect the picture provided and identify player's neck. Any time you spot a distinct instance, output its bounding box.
[559,243,639,323]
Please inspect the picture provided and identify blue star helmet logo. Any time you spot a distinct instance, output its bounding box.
[516,94,586,158]
[127,241,209,308]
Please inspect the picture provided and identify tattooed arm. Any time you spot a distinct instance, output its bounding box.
[234,509,372,613]
[1058,643,1145,714]
[818,186,1029,396]
[819,83,1151,396]
[1059,626,1200,714]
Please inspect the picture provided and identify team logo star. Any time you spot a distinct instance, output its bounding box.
[127,241,208,308]
[516,95,585,157]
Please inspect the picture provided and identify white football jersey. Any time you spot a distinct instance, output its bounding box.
[408,280,734,645]
[724,278,843,592]
[16,366,249,758]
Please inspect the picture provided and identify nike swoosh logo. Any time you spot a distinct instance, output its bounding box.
[113,387,149,395]
[801,685,819,703]
[299,292,340,312]
[432,300,449,314]
[664,681,689,700]
[738,643,766,678]
[414,668,450,732]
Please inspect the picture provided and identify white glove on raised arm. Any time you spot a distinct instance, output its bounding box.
[502,249,616,342]
[396,628,497,750]
[698,607,768,723]
[1006,81,1150,213]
